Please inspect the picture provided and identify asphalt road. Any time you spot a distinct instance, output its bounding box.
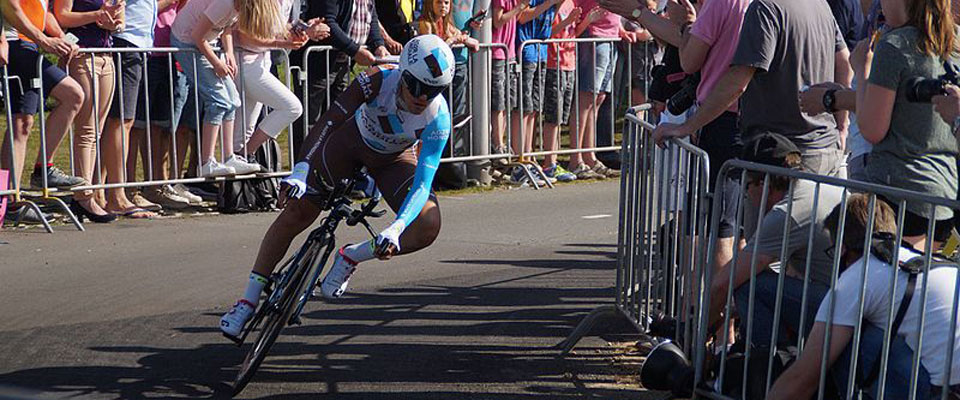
[0,180,656,399]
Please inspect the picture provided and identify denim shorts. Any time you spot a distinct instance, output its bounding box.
[134,55,188,130]
[5,40,68,115]
[107,37,145,120]
[172,36,240,125]
[491,59,517,111]
[516,62,544,113]
[543,68,575,125]
[577,40,617,94]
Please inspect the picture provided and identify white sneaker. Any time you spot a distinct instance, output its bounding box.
[317,247,358,299]
[172,183,203,205]
[220,299,256,337]
[201,158,236,177]
[224,154,261,175]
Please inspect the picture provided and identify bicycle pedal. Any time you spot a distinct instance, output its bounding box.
[222,332,243,346]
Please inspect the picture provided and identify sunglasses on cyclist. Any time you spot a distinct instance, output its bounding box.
[401,70,447,99]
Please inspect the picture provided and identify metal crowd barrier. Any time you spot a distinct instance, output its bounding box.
[559,105,711,355]
[691,160,960,400]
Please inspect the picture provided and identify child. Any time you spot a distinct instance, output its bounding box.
[514,0,558,165]
[170,0,261,177]
[540,0,587,181]
[418,0,481,50]
[490,0,529,163]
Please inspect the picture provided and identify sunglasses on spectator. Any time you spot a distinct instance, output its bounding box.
[402,70,447,100]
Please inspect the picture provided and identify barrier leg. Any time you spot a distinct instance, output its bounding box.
[556,304,624,355]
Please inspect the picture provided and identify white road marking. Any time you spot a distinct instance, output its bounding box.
[581,214,612,220]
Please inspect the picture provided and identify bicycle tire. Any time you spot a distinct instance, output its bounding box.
[232,239,321,395]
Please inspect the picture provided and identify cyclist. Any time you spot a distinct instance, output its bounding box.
[220,35,454,338]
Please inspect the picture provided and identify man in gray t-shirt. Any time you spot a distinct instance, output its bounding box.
[709,133,842,346]
[653,0,852,177]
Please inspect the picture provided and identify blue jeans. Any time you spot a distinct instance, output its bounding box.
[830,323,935,399]
[734,270,829,347]
[576,40,616,94]
[171,37,240,125]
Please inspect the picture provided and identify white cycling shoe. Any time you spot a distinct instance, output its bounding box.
[316,248,358,299]
[220,299,256,337]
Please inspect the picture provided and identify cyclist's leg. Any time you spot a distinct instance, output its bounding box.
[368,149,442,255]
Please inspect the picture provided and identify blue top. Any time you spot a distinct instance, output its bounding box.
[451,0,474,64]
[516,0,553,63]
[113,0,157,48]
[826,0,864,48]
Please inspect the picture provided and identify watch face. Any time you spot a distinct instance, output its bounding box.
[632,8,642,18]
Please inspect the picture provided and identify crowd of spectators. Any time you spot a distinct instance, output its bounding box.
[1,0,960,395]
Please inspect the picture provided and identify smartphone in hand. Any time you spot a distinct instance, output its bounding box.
[291,19,310,36]
[465,9,487,26]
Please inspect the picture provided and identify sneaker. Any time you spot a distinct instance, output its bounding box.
[492,146,510,166]
[4,206,51,225]
[317,247,358,299]
[224,154,261,175]
[30,165,85,189]
[570,163,603,180]
[220,299,256,338]
[143,185,191,210]
[592,161,621,178]
[528,164,557,184]
[200,158,236,177]
[172,183,204,205]
[544,164,577,182]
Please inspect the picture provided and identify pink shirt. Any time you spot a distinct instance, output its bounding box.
[689,0,749,112]
[492,0,518,60]
[574,0,620,38]
[547,0,576,70]
[153,5,177,49]
[171,0,238,45]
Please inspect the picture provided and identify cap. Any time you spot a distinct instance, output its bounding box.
[741,132,801,167]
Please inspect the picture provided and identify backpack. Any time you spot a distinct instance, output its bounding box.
[217,141,281,214]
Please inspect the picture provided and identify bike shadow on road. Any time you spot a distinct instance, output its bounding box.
[0,245,647,399]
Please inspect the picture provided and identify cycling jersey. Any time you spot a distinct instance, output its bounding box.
[353,66,451,230]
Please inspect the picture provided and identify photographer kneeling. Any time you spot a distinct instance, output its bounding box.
[767,194,960,400]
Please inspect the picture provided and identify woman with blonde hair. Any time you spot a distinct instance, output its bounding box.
[418,0,480,51]
[852,0,959,250]
[231,0,329,158]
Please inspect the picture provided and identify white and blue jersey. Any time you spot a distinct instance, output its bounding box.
[354,66,451,230]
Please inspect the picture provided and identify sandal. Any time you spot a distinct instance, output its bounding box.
[111,207,157,219]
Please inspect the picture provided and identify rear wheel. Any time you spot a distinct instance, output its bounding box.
[232,240,321,395]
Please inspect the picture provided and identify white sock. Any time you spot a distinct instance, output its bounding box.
[243,272,269,306]
[340,240,377,265]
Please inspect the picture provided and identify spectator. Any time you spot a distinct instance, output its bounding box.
[232,0,328,170]
[710,133,843,348]
[768,193,960,400]
[489,0,528,162]
[97,0,161,218]
[289,0,389,152]
[376,0,415,50]
[171,0,265,180]
[417,0,480,50]
[131,0,202,210]
[512,0,557,165]
[620,17,655,108]
[0,0,85,201]
[608,0,748,270]
[52,0,122,222]
[539,0,583,182]
[849,0,958,250]
[653,0,853,179]
[569,2,620,180]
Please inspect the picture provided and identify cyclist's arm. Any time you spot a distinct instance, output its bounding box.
[299,66,386,164]
[393,111,451,231]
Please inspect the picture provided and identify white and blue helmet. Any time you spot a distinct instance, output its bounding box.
[399,34,455,88]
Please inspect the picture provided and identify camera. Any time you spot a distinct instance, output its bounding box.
[667,73,700,115]
[905,61,959,103]
[640,339,696,398]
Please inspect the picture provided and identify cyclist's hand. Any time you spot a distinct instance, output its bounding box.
[375,221,404,260]
[278,161,311,208]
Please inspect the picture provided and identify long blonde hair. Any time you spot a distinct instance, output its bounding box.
[235,0,283,40]
[908,0,956,59]
[418,0,459,39]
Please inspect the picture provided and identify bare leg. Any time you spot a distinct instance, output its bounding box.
[509,110,522,156]
[492,110,505,150]
[36,78,84,165]
[572,92,594,168]
[396,200,441,254]
[200,122,219,162]
[583,92,606,167]
[127,127,145,181]
[243,130,272,154]
[524,112,536,155]
[542,121,560,169]
[149,125,171,181]
[1,115,34,187]
[222,118,235,157]
[251,198,322,276]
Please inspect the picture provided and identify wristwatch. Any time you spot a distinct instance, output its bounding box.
[631,8,643,20]
[823,89,838,113]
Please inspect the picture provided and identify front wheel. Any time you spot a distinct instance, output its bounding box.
[232,240,321,395]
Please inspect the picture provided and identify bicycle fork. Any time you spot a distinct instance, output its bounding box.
[289,233,338,326]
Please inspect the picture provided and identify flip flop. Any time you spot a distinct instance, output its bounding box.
[115,207,157,219]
